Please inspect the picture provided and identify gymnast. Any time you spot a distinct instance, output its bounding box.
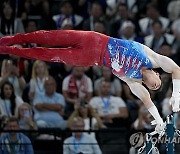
[0,30,180,135]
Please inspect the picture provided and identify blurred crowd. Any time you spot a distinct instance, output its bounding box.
[1,0,180,153]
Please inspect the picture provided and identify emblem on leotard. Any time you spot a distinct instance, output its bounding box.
[111,52,121,71]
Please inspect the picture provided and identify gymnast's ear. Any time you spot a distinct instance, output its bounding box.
[156,72,160,76]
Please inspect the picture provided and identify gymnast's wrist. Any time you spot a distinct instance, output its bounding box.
[172,79,180,97]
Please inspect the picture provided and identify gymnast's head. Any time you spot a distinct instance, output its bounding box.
[142,69,161,91]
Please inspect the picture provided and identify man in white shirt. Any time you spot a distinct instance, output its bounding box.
[63,117,102,154]
[90,80,128,125]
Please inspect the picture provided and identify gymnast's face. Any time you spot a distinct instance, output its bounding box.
[142,70,161,90]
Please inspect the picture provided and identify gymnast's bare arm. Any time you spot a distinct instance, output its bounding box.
[143,45,180,79]
[143,44,180,112]
[121,77,165,134]
[124,79,154,109]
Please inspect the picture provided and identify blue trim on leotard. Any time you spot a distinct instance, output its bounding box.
[106,37,153,79]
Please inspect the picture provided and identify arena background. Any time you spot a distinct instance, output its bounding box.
[0,0,180,154]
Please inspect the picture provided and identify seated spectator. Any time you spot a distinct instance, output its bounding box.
[106,0,137,19]
[22,0,44,16]
[0,117,34,154]
[90,80,128,127]
[131,106,153,131]
[33,76,67,129]
[122,83,141,109]
[161,86,172,119]
[158,43,180,66]
[119,20,144,43]
[94,67,122,97]
[139,3,170,36]
[110,3,134,38]
[0,59,26,97]
[167,0,180,21]
[17,103,37,130]
[0,81,23,118]
[130,106,154,154]
[61,18,74,30]
[63,117,102,154]
[94,20,107,34]
[68,100,104,138]
[62,66,93,117]
[171,16,180,52]
[39,0,57,30]
[83,1,108,32]
[144,20,175,52]
[29,60,49,102]
[24,20,38,48]
[71,0,89,19]
[53,1,83,30]
[0,1,25,37]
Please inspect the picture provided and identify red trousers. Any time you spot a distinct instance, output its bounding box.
[0,30,110,66]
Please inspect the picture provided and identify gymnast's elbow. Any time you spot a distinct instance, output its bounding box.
[172,67,180,79]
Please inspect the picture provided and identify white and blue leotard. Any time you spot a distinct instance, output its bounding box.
[104,37,153,79]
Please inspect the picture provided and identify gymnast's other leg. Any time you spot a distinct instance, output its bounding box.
[0,30,110,66]
[0,30,87,47]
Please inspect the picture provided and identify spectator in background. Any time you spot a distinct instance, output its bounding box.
[68,100,104,138]
[144,20,174,52]
[119,20,144,43]
[122,82,141,110]
[158,43,179,66]
[61,18,74,30]
[139,3,169,36]
[29,60,49,102]
[105,0,118,18]
[83,1,108,33]
[167,0,180,21]
[17,103,37,130]
[90,80,128,127]
[23,0,46,16]
[0,1,25,37]
[94,20,107,34]
[25,20,38,33]
[0,59,26,97]
[84,18,108,81]
[62,66,93,117]
[71,0,90,19]
[129,106,154,154]
[33,76,67,129]
[161,86,172,119]
[53,1,83,30]
[0,81,23,119]
[94,67,122,97]
[106,0,137,19]
[171,16,180,52]
[110,3,133,38]
[24,20,38,48]
[131,106,153,131]
[63,117,102,154]
[0,117,34,154]
[39,0,56,30]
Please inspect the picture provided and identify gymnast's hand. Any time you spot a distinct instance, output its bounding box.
[169,79,180,112]
[169,95,180,112]
[151,120,166,136]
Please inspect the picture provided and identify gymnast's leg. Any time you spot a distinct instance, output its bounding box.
[0,30,88,47]
[0,30,110,66]
[0,46,101,66]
